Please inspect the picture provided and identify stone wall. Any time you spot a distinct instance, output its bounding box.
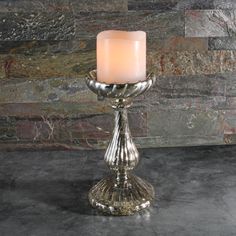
[0,0,236,150]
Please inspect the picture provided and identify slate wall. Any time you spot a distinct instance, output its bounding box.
[0,0,236,150]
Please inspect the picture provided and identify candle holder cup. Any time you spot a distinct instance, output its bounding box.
[85,70,156,216]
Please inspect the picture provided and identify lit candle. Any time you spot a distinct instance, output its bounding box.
[97,30,146,84]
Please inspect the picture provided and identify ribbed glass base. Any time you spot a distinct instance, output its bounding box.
[88,174,155,216]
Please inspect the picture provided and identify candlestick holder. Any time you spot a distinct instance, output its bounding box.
[85,70,156,215]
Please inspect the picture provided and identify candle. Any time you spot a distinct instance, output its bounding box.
[97,30,146,84]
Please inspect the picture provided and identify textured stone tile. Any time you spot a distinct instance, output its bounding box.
[209,37,236,50]
[15,118,64,142]
[0,102,110,117]
[69,112,147,139]
[224,97,236,110]
[213,0,236,9]
[12,112,147,143]
[226,73,236,97]
[185,10,236,37]
[176,0,214,9]
[0,77,142,104]
[0,0,128,13]
[143,72,228,112]
[0,131,226,149]
[0,117,17,141]
[148,109,224,137]
[0,37,206,55]
[0,113,228,148]
[224,133,236,144]
[0,40,96,54]
[128,0,179,10]
[1,50,236,97]
[16,120,38,140]
[222,109,236,143]
[9,98,141,113]
[143,96,227,112]
[148,50,236,77]
[0,37,205,55]
[0,52,95,80]
[148,37,208,52]
[75,11,184,39]
[0,77,93,103]
[71,0,127,12]
[222,110,236,135]
[129,1,236,11]
[128,0,214,10]
[0,12,75,40]
[1,50,236,101]
[0,0,72,12]
[135,135,223,148]
[147,74,226,101]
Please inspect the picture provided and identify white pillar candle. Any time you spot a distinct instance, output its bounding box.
[97,30,146,84]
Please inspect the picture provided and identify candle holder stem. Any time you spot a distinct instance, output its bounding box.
[88,98,154,215]
[105,103,138,183]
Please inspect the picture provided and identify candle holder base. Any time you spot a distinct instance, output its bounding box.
[89,174,154,216]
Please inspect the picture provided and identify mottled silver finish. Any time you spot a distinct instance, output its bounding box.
[85,70,156,215]
[86,70,155,100]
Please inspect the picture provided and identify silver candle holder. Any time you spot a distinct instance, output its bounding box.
[85,70,156,215]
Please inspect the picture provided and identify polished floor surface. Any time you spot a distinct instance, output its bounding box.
[0,145,236,236]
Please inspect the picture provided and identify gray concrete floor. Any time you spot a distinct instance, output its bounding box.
[0,145,236,236]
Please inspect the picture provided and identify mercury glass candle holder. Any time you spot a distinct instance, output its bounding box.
[85,70,156,216]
